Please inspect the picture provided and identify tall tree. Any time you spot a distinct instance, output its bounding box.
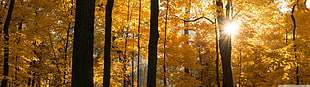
[163,0,169,86]
[137,0,142,86]
[147,0,159,86]
[71,0,95,86]
[104,0,114,86]
[1,0,15,87]
[290,1,298,85]
[216,0,234,87]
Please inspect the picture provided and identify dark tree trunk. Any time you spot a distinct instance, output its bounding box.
[290,3,299,85]
[104,0,114,86]
[219,19,234,87]
[216,0,234,87]
[1,0,15,87]
[71,0,95,86]
[147,0,159,86]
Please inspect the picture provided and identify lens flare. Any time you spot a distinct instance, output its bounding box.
[224,23,239,35]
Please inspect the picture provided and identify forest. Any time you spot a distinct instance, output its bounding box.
[1,0,310,87]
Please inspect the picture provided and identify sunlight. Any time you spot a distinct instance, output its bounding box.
[307,0,310,8]
[224,23,239,35]
[276,0,291,13]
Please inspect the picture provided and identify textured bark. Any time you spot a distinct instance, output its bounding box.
[104,0,114,86]
[71,0,95,86]
[147,0,159,86]
[1,0,15,87]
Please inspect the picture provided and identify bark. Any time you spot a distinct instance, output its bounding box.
[147,0,159,86]
[71,0,95,86]
[104,0,114,86]
[1,0,15,87]
[216,0,234,87]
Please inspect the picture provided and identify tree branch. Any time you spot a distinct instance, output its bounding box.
[181,17,215,24]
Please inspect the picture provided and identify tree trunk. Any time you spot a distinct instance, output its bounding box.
[104,0,114,86]
[163,0,169,86]
[124,1,131,86]
[183,0,192,74]
[137,0,142,86]
[215,18,221,87]
[290,3,299,85]
[71,0,95,86]
[216,0,234,87]
[63,0,74,85]
[1,0,15,87]
[147,0,159,86]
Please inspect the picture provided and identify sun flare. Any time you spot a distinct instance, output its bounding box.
[224,23,239,35]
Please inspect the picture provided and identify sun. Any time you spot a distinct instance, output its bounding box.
[224,23,239,35]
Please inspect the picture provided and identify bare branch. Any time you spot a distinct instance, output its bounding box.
[181,17,215,24]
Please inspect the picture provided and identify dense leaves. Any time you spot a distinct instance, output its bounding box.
[0,0,309,86]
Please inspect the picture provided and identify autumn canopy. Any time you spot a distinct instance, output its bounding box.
[0,0,310,87]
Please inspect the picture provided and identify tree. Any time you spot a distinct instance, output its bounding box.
[1,0,310,86]
[1,0,15,87]
[216,0,234,87]
[137,0,142,86]
[290,2,298,85]
[104,0,114,86]
[147,0,159,86]
[71,0,95,86]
